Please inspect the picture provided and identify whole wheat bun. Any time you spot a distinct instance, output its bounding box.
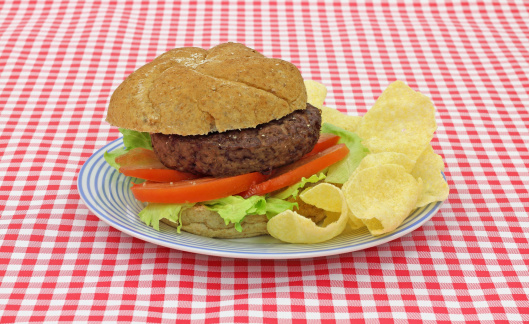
[106,42,307,135]
[161,205,269,238]
[161,199,327,239]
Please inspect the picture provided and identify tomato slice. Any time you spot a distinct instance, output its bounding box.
[131,172,267,204]
[240,143,349,198]
[116,148,199,182]
[305,133,340,157]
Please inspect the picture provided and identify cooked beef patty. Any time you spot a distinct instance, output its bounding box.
[151,104,322,177]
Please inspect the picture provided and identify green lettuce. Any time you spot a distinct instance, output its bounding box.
[264,198,299,219]
[138,203,194,231]
[273,173,326,199]
[321,123,369,184]
[103,147,128,170]
[120,128,152,151]
[205,195,267,232]
[104,128,152,171]
[137,195,297,233]
[205,195,297,231]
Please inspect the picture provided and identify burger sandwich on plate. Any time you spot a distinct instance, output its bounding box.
[104,42,363,239]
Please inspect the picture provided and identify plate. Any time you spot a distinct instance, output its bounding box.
[78,138,446,259]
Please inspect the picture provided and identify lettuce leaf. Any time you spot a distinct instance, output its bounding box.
[204,195,296,232]
[103,147,128,170]
[321,123,369,184]
[273,173,326,199]
[104,128,153,171]
[264,198,298,219]
[205,195,266,232]
[138,203,194,231]
[120,128,152,151]
[137,195,297,233]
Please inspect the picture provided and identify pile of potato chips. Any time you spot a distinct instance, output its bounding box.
[267,80,449,243]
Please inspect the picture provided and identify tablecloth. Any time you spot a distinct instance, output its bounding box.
[1,0,528,322]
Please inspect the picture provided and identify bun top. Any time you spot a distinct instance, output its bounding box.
[106,42,307,135]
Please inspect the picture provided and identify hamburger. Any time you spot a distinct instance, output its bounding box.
[105,43,349,238]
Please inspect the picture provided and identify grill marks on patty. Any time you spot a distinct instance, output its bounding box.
[151,104,322,177]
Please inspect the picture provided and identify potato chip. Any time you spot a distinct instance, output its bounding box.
[321,209,364,230]
[356,152,415,174]
[304,80,327,109]
[342,152,416,231]
[347,210,365,230]
[266,183,348,243]
[357,81,437,162]
[412,145,449,207]
[321,106,362,133]
[342,152,414,192]
[272,80,447,241]
[321,211,341,227]
[343,164,422,235]
[299,183,342,212]
[299,184,366,229]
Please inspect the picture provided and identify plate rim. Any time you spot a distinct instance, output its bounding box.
[78,138,445,259]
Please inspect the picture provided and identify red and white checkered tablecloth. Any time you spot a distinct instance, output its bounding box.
[1,0,528,322]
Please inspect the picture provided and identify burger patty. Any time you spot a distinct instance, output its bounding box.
[151,104,322,177]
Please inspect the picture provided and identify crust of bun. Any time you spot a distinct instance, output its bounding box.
[161,205,269,238]
[159,200,327,239]
[106,42,307,135]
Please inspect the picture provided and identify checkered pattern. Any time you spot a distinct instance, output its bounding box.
[1,0,528,322]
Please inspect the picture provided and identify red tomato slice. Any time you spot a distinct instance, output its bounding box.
[116,148,199,182]
[240,143,349,198]
[305,133,340,157]
[131,172,267,204]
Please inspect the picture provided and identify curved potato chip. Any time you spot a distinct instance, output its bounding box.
[321,211,341,227]
[356,152,415,174]
[299,183,342,212]
[307,181,365,229]
[412,145,449,207]
[357,81,437,162]
[343,164,422,235]
[321,106,362,133]
[267,183,348,243]
[304,80,327,109]
[300,183,367,229]
[347,210,365,230]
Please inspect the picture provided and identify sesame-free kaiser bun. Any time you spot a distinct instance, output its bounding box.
[105,43,325,239]
[106,42,307,135]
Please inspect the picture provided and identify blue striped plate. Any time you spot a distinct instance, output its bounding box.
[78,138,446,259]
